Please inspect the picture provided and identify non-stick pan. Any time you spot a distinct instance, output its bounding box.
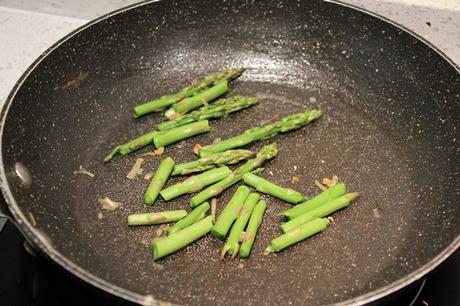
[0,0,459,305]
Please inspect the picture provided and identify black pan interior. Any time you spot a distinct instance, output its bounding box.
[1,0,459,305]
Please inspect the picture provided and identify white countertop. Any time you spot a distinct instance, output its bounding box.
[0,0,459,105]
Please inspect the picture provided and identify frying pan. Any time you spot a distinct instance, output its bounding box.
[0,0,459,305]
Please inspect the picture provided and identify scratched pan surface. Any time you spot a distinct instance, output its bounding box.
[1,0,459,305]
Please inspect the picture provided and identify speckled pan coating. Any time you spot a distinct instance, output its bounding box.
[0,0,459,305]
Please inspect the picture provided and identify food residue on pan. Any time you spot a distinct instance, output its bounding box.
[98,197,121,211]
[154,147,165,156]
[193,143,202,155]
[144,172,154,181]
[291,176,300,184]
[73,165,95,177]
[373,208,381,219]
[314,180,328,191]
[61,71,89,89]
[127,158,144,179]
[28,212,37,226]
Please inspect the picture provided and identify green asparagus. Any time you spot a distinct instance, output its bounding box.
[211,186,251,239]
[280,183,346,219]
[152,215,213,260]
[144,157,175,205]
[153,120,211,148]
[157,96,258,131]
[199,109,323,157]
[127,210,187,226]
[264,218,330,254]
[132,68,245,117]
[280,192,360,233]
[221,193,260,258]
[160,166,231,201]
[104,129,157,162]
[172,149,254,175]
[190,143,278,207]
[166,202,210,235]
[242,173,305,204]
[239,200,267,258]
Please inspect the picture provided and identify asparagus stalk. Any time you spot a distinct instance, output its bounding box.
[153,120,211,148]
[242,173,305,204]
[127,210,187,226]
[170,80,229,115]
[239,200,267,258]
[166,202,210,235]
[211,186,251,239]
[144,157,175,205]
[160,166,231,201]
[280,192,360,233]
[104,130,157,162]
[199,109,323,157]
[264,218,331,254]
[190,143,278,207]
[132,68,245,117]
[221,193,260,258]
[157,96,258,131]
[280,183,346,219]
[172,149,254,176]
[152,215,213,260]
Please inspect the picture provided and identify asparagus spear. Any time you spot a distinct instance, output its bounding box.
[190,143,278,207]
[104,130,157,162]
[221,193,260,258]
[170,80,229,115]
[160,166,231,201]
[199,109,323,157]
[264,218,330,254]
[132,68,245,117]
[172,149,254,176]
[211,185,251,239]
[166,202,210,235]
[242,173,305,204]
[280,192,360,233]
[152,215,213,260]
[157,96,258,131]
[239,200,267,258]
[280,183,346,219]
[153,120,211,148]
[127,210,187,226]
[144,157,175,205]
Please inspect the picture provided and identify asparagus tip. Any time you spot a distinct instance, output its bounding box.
[104,146,121,162]
[347,192,361,202]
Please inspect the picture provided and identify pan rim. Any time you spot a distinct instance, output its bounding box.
[0,0,458,305]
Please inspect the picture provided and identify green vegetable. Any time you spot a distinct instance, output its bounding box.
[152,215,213,260]
[199,109,323,157]
[172,149,254,175]
[221,193,260,258]
[127,210,187,226]
[153,120,211,148]
[166,202,210,235]
[104,130,157,162]
[242,173,305,204]
[264,218,330,254]
[280,192,360,233]
[280,183,346,219]
[190,143,278,207]
[160,166,231,201]
[239,200,267,258]
[144,157,175,205]
[211,186,251,239]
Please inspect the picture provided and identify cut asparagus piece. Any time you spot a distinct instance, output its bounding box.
[280,192,360,233]
[132,68,245,117]
[152,215,213,260]
[280,183,346,219]
[199,109,323,157]
[172,149,254,176]
[157,96,258,131]
[190,143,278,207]
[239,200,267,258]
[127,210,187,226]
[160,166,231,201]
[242,173,305,204]
[171,80,228,115]
[264,218,330,254]
[221,193,260,258]
[166,202,210,235]
[211,186,251,239]
[104,130,157,162]
[153,120,211,148]
[144,157,175,205]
